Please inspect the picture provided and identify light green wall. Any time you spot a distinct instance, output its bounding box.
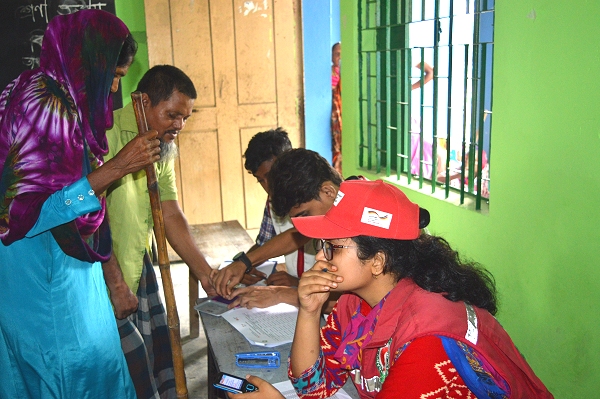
[111,1,600,395]
[341,1,600,397]
[115,0,149,105]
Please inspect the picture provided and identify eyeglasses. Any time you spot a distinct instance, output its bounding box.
[314,239,357,261]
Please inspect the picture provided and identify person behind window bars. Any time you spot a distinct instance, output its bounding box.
[410,61,435,179]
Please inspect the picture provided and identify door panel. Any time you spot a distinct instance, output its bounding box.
[177,126,222,223]
[234,5,277,104]
[171,0,216,108]
[144,0,303,229]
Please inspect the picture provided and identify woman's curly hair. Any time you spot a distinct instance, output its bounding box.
[353,234,498,315]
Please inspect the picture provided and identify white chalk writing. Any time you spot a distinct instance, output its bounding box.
[17,0,49,23]
[29,30,45,52]
[57,1,108,15]
[22,57,40,69]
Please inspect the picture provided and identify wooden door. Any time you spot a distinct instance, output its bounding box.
[144,0,304,229]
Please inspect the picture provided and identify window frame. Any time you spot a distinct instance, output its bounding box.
[357,0,494,211]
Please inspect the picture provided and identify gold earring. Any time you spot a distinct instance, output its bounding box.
[372,273,379,279]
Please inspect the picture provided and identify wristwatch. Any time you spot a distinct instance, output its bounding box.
[233,251,253,274]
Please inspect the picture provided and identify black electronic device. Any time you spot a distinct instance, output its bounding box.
[213,372,258,394]
[232,251,253,274]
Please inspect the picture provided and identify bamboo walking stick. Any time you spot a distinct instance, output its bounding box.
[131,91,188,399]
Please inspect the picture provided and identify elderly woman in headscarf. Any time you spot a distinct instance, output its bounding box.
[0,10,161,398]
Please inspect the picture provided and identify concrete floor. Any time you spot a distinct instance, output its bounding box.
[155,262,210,399]
[156,228,259,398]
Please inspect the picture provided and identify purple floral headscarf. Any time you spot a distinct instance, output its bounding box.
[0,10,130,262]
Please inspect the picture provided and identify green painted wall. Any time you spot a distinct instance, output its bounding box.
[115,0,149,105]
[110,1,599,395]
[341,1,600,397]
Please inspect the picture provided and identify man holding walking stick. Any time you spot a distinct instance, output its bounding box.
[103,65,216,399]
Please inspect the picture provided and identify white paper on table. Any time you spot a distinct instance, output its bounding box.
[252,260,278,286]
[221,303,298,347]
[272,379,353,399]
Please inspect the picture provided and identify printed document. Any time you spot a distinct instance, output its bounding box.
[221,303,298,347]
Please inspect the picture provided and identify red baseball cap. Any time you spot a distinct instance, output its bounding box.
[292,180,428,240]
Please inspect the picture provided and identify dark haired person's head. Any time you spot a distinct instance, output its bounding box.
[268,148,342,218]
[136,65,197,106]
[137,65,197,162]
[117,34,138,68]
[110,34,138,94]
[352,234,497,314]
[244,128,292,193]
[332,42,341,67]
[244,128,292,173]
[293,180,497,315]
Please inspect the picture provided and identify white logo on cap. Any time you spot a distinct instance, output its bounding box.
[361,207,392,229]
[333,190,345,206]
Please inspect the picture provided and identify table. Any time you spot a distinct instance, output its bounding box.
[175,220,359,398]
[166,220,255,338]
[198,306,360,399]
[200,310,288,399]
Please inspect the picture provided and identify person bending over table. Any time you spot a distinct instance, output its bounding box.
[210,149,342,309]
[287,180,554,398]
[229,127,294,287]
[103,65,217,398]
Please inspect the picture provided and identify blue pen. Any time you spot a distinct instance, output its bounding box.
[264,262,278,285]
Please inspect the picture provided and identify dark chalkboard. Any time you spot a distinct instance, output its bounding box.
[0,1,120,105]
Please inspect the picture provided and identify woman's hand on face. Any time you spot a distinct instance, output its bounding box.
[297,260,343,314]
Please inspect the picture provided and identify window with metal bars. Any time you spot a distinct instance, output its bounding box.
[357,0,494,210]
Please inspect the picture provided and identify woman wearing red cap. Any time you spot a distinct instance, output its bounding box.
[286,180,553,398]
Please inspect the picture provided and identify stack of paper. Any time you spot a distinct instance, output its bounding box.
[221,303,298,347]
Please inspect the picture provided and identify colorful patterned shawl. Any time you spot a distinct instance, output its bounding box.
[0,10,130,262]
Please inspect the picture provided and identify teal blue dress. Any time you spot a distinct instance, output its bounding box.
[0,178,135,398]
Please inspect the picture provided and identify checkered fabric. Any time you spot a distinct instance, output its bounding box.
[118,252,176,399]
